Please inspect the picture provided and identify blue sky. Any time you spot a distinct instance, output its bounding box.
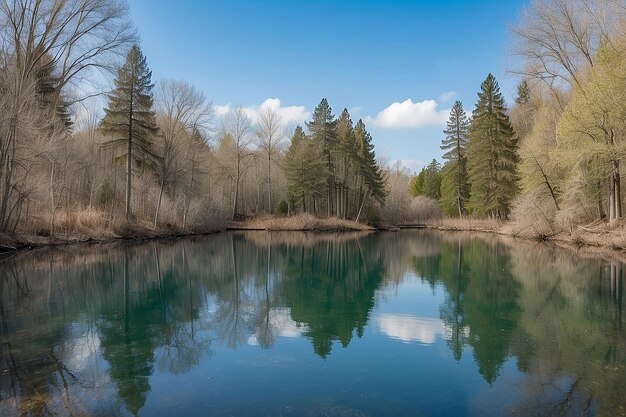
[129,0,526,173]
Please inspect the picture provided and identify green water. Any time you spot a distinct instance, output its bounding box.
[0,230,624,417]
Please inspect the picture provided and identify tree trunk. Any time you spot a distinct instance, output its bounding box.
[343,186,348,219]
[609,177,616,226]
[268,154,272,214]
[327,183,331,218]
[154,178,165,228]
[183,161,195,230]
[327,153,333,218]
[598,180,606,219]
[0,117,18,232]
[356,191,368,223]
[49,161,55,237]
[614,160,622,219]
[232,178,240,221]
[126,99,133,221]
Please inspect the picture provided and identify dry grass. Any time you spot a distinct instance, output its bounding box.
[423,215,626,259]
[426,217,505,233]
[242,213,375,232]
[0,208,227,252]
[242,230,373,247]
[564,222,626,251]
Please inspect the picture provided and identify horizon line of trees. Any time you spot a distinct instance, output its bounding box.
[0,0,391,238]
[6,0,625,236]
[101,45,388,224]
[410,0,626,234]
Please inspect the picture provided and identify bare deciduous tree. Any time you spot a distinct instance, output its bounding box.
[511,0,626,92]
[0,0,135,231]
[154,79,214,227]
[256,107,284,214]
[222,108,253,220]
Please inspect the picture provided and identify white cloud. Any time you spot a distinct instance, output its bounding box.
[215,104,231,117]
[389,159,425,174]
[438,91,456,103]
[377,314,446,344]
[217,98,310,125]
[365,99,450,128]
[247,307,307,346]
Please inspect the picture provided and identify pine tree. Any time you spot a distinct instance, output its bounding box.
[354,120,385,220]
[284,126,327,213]
[100,45,159,220]
[515,80,530,105]
[35,55,73,131]
[335,108,357,218]
[408,170,425,197]
[424,159,442,200]
[440,101,469,216]
[409,161,441,201]
[467,74,519,218]
[306,98,337,216]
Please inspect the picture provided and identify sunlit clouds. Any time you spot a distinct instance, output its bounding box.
[377,314,447,344]
[215,98,310,125]
[365,99,450,129]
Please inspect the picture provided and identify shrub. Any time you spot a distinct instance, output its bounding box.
[277,200,289,216]
[406,196,443,223]
[511,191,558,238]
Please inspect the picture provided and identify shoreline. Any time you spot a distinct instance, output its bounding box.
[0,228,225,254]
[425,218,626,263]
[2,216,626,263]
[0,215,375,254]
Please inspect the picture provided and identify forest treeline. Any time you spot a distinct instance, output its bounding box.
[3,0,626,240]
[409,0,626,237]
[0,0,397,239]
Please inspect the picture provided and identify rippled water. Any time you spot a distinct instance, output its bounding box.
[0,230,624,416]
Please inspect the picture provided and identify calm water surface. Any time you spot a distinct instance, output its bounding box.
[0,230,624,417]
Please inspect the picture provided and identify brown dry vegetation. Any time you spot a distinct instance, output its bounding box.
[426,217,626,259]
[0,213,227,251]
[238,213,375,232]
[241,230,373,248]
[426,217,504,233]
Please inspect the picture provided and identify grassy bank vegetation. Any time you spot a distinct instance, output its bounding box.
[426,217,626,254]
[238,213,374,232]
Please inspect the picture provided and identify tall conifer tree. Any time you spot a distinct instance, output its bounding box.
[466,74,519,218]
[335,108,357,218]
[354,120,385,220]
[440,101,470,216]
[515,80,530,105]
[306,98,337,216]
[101,45,158,220]
[285,126,327,213]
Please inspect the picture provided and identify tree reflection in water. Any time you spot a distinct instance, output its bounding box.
[0,230,623,416]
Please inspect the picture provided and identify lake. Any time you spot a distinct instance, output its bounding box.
[0,230,624,417]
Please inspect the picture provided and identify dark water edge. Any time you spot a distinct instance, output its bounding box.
[0,230,625,417]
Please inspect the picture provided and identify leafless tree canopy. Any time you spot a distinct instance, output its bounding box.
[0,0,135,97]
[0,0,134,232]
[511,0,626,90]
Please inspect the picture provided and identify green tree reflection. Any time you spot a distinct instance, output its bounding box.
[413,235,521,383]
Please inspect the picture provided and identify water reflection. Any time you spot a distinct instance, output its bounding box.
[0,230,624,416]
[376,315,448,344]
